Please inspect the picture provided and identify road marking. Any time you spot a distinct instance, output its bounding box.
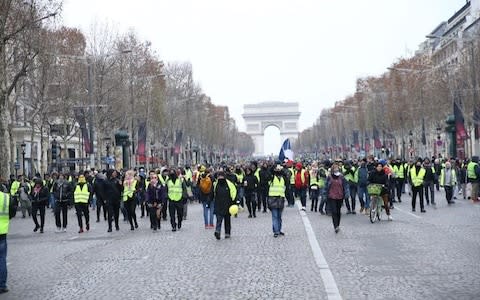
[68,236,79,240]
[296,201,342,300]
[394,206,421,219]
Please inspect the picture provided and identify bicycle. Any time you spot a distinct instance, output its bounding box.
[367,184,384,223]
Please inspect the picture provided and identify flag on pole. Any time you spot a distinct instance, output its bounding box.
[454,100,467,139]
[278,138,294,162]
[373,126,382,149]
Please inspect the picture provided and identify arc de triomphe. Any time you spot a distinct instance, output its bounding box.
[242,102,300,157]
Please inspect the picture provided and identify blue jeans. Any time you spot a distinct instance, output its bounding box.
[202,201,215,225]
[271,208,283,234]
[0,238,7,289]
[358,185,370,209]
[49,194,56,209]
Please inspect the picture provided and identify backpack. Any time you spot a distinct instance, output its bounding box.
[199,175,212,194]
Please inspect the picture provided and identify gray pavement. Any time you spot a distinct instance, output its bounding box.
[2,189,480,299]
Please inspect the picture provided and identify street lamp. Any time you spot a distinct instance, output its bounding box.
[21,142,26,176]
[51,127,59,172]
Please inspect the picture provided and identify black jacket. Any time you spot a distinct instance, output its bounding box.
[214,179,235,216]
[30,185,49,205]
[53,180,73,202]
[243,174,258,194]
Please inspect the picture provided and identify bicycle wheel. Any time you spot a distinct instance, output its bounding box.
[369,196,377,223]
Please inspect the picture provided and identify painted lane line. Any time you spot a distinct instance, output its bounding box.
[297,201,342,300]
[394,206,421,219]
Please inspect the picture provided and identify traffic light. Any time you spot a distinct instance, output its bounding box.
[445,115,455,133]
[51,141,58,160]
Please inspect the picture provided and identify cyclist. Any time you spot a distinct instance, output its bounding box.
[368,162,392,221]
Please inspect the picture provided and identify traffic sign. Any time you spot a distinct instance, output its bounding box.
[14,162,20,170]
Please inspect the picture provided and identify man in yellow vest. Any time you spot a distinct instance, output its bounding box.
[467,156,480,202]
[8,176,20,217]
[410,158,426,213]
[74,175,92,233]
[268,165,287,238]
[166,169,185,232]
[0,189,15,294]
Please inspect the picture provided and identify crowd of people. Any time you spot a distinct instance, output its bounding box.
[1,154,479,238]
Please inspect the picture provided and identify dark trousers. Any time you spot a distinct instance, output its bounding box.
[149,206,160,229]
[257,187,268,212]
[395,179,404,201]
[125,198,138,228]
[297,188,307,207]
[161,200,169,220]
[287,185,295,206]
[215,214,231,235]
[328,198,343,229]
[168,200,184,229]
[424,181,435,204]
[245,192,257,216]
[31,203,45,229]
[108,201,120,230]
[445,186,453,202]
[412,185,424,210]
[54,201,68,228]
[310,188,319,211]
[75,203,90,228]
[96,199,107,221]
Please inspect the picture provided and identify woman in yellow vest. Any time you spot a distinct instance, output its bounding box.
[74,175,92,233]
[213,171,237,240]
[268,165,286,237]
[123,170,139,231]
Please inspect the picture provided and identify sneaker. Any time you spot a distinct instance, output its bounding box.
[334,227,340,234]
[205,225,209,229]
[62,227,67,232]
[346,210,352,214]
[388,215,393,221]
[40,228,44,233]
[359,207,364,213]
[279,232,285,236]
[412,208,416,212]
[421,209,426,213]
[56,227,62,233]
[320,210,325,215]
[351,211,356,215]
[86,224,90,231]
[78,228,84,233]
[225,234,230,239]
[273,233,279,238]
[115,226,120,231]
[301,207,306,211]
[214,231,220,240]
[398,199,402,203]
[0,288,8,294]
[248,214,252,218]
[107,228,112,232]
[33,226,39,232]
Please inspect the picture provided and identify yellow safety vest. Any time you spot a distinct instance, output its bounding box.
[344,167,356,183]
[10,181,20,196]
[74,184,90,204]
[167,179,183,201]
[236,173,244,185]
[254,168,260,183]
[467,162,478,180]
[159,175,168,186]
[410,167,426,187]
[393,165,405,179]
[268,176,286,198]
[0,192,10,234]
[213,179,238,200]
[289,167,295,185]
[440,168,457,186]
[122,180,137,201]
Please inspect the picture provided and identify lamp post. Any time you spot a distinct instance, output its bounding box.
[51,127,58,172]
[21,142,26,176]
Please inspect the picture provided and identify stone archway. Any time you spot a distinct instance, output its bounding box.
[242,102,300,156]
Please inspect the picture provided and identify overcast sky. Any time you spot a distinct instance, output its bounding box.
[62,0,466,155]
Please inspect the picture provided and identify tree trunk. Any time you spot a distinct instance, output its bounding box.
[0,93,11,178]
